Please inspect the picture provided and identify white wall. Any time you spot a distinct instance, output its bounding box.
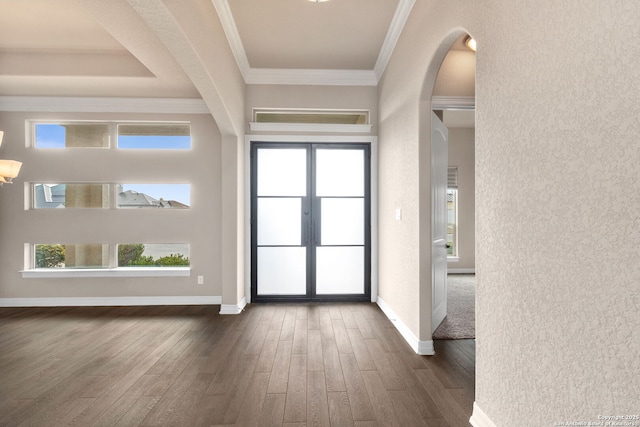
[378,0,640,425]
[0,111,223,302]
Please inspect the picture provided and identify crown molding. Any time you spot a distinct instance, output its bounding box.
[0,96,210,114]
[374,0,416,80]
[431,96,476,110]
[213,0,414,86]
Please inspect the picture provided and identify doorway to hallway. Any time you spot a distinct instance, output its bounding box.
[250,142,371,302]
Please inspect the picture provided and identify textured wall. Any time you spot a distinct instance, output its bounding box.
[0,112,222,299]
[379,0,640,424]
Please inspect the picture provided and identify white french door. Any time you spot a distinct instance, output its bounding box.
[251,143,371,302]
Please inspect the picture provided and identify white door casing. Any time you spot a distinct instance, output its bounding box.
[431,112,448,332]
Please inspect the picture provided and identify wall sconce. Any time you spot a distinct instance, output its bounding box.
[464,35,477,52]
[0,131,23,186]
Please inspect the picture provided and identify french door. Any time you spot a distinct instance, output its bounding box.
[251,142,371,302]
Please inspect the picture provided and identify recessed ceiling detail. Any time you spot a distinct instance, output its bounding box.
[214,0,415,86]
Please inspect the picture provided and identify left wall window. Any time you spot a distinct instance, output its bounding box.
[25,120,192,277]
[35,123,111,148]
[33,184,110,209]
[35,244,109,269]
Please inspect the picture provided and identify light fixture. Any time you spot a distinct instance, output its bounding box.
[308,0,330,2]
[0,131,23,186]
[464,35,477,52]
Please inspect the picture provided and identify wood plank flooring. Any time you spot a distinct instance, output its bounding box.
[0,304,474,426]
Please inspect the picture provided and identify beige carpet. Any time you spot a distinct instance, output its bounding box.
[433,274,475,339]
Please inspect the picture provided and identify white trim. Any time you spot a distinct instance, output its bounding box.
[431,96,476,110]
[374,0,416,79]
[21,267,191,279]
[213,0,414,86]
[0,296,221,307]
[0,96,210,114]
[211,0,250,78]
[249,122,372,133]
[447,256,460,262]
[219,297,247,315]
[244,68,378,86]
[448,268,475,274]
[243,135,378,305]
[470,402,497,427]
[376,297,434,355]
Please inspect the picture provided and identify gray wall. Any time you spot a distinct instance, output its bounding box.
[0,111,222,300]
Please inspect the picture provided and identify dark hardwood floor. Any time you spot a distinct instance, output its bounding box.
[0,304,474,426]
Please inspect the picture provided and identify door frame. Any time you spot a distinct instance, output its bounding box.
[244,135,378,304]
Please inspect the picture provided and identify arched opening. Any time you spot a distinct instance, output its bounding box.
[416,29,476,350]
[432,34,477,340]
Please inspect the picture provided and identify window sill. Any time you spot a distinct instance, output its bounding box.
[21,267,191,279]
[447,257,460,263]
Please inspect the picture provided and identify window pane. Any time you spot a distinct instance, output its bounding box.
[117,243,190,267]
[316,149,364,197]
[33,183,109,209]
[118,124,191,149]
[35,123,110,148]
[117,184,190,208]
[447,189,457,256]
[320,198,364,245]
[257,247,306,295]
[258,198,302,246]
[35,244,109,269]
[316,246,364,294]
[257,148,307,196]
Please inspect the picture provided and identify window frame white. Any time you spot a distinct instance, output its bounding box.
[29,120,192,150]
[22,243,191,278]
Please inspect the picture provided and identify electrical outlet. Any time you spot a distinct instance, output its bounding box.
[197,275,204,285]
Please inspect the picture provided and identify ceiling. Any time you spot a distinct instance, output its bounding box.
[0,0,474,123]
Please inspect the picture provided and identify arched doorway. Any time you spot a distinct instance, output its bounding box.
[417,30,476,348]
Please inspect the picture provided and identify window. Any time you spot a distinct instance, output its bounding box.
[117,184,190,208]
[25,120,193,277]
[31,243,189,271]
[35,123,111,148]
[33,183,110,209]
[447,189,458,257]
[32,121,190,150]
[117,123,191,149]
[31,183,190,209]
[117,244,190,267]
[35,244,109,269]
[447,167,458,258]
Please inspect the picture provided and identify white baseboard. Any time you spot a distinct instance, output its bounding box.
[376,297,434,355]
[469,402,497,427]
[219,297,247,315]
[0,296,222,307]
[448,268,475,274]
